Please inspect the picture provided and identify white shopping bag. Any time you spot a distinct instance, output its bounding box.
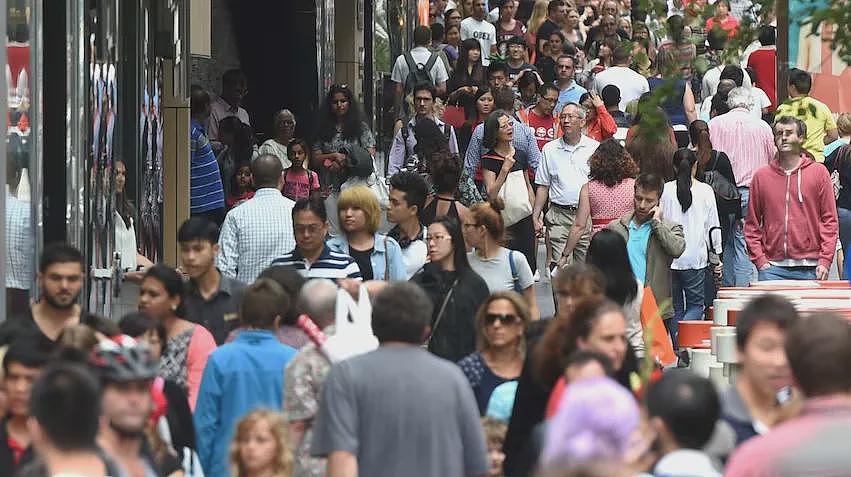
[322,284,379,363]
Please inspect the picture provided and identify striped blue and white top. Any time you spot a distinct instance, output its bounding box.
[190,120,225,214]
[270,245,363,280]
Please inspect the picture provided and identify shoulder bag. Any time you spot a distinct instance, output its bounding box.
[703,151,741,201]
[423,278,461,348]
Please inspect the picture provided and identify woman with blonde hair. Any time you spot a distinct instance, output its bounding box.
[458,291,532,414]
[524,0,550,53]
[328,186,406,281]
[229,409,293,477]
[465,198,540,320]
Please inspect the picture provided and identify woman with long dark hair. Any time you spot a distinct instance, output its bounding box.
[626,103,677,181]
[412,216,490,361]
[480,110,537,277]
[586,229,643,356]
[661,149,721,347]
[690,119,738,250]
[447,39,486,97]
[311,83,376,195]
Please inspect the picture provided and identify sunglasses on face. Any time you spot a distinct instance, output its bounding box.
[485,313,519,325]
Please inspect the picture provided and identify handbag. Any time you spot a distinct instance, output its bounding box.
[341,169,390,210]
[423,278,460,348]
[498,169,533,227]
[703,151,741,202]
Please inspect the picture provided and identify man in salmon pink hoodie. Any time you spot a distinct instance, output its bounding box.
[745,116,838,281]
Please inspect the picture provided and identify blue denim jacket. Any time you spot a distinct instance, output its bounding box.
[327,233,407,281]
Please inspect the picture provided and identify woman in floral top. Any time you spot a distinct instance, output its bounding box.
[138,264,216,411]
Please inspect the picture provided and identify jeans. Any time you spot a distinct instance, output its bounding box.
[722,187,756,287]
[757,265,817,281]
[838,207,851,254]
[670,268,706,349]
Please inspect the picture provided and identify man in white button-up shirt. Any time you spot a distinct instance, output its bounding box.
[218,154,296,283]
[533,102,599,272]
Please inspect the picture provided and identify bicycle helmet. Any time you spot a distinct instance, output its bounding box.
[89,335,159,383]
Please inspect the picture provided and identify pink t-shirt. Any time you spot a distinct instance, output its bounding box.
[282,169,320,201]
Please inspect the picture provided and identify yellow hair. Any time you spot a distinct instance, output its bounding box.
[229,409,293,477]
[337,186,381,234]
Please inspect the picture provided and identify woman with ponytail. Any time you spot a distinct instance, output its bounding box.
[690,120,739,289]
[465,198,541,320]
[660,149,722,348]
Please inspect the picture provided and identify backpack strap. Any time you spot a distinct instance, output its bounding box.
[403,52,418,75]
[508,250,522,292]
[423,52,439,76]
[710,150,719,170]
[443,122,451,141]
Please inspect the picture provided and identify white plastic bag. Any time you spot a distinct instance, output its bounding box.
[321,284,379,363]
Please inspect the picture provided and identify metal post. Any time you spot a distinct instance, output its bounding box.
[0,0,8,318]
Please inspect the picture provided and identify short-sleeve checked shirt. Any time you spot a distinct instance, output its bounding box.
[217,188,296,283]
[5,193,32,290]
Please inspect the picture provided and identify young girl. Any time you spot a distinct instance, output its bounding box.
[282,138,320,201]
[482,417,507,477]
[226,160,255,209]
[229,410,293,477]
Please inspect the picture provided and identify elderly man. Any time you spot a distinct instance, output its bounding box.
[709,87,776,286]
[533,102,599,272]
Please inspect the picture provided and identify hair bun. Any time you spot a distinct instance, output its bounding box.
[488,197,506,213]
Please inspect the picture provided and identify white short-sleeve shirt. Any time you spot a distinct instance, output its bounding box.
[391,46,450,86]
[460,17,497,66]
[536,135,599,206]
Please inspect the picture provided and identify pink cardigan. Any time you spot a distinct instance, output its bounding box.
[186,324,217,411]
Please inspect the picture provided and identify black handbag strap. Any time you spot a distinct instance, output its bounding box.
[424,278,460,347]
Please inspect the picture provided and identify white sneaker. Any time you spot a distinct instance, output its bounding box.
[533,270,541,282]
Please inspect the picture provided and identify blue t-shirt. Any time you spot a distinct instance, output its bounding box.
[555,82,588,114]
[627,219,653,284]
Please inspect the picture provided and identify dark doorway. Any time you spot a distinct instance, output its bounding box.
[227,0,319,143]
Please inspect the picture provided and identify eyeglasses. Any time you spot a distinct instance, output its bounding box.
[485,313,519,325]
[426,235,451,243]
[561,113,583,120]
[331,83,349,90]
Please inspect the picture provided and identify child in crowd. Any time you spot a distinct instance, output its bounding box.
[282,138,320,201]
[229,409,293,477]
[483,417,508,477]
[226,160,255,209]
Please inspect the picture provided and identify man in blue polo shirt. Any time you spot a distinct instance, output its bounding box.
[190,88,226,225]
[554,55,587,115]
[607,173,685,332]
[270,196,362,280]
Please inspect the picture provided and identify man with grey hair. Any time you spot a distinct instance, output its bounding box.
[533,102,599,274]
[709,87,775,286]
[284,279,339,477]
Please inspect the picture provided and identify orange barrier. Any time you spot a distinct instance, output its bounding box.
[678,321,713,349]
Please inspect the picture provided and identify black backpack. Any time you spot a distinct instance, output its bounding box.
[403,51,439,94]
[400,121,452,174]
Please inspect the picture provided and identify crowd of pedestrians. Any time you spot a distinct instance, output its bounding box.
[2,0,851,476]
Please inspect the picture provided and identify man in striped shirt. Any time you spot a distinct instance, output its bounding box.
[190,88,226,225]
[270,196,362,280]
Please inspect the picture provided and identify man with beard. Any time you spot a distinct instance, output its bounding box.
[89,336,167,477]
[0,243,85,349]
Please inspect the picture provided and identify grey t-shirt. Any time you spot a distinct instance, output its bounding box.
[467,247,534,293]
[311,346,489,477]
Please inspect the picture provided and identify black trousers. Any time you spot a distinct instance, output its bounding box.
[507,214,537,275]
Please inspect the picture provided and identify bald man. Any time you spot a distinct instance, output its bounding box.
[217,154,296,283]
